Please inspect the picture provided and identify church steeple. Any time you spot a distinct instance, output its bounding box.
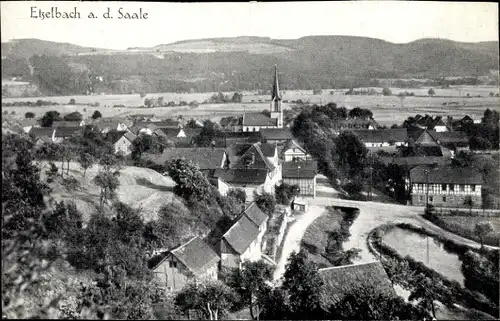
[270,64,283,128]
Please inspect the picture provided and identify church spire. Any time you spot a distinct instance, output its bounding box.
[271,64,281,101]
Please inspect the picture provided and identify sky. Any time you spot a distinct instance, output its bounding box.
[1,1,498,50]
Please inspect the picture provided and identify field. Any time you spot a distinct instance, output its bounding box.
[438,216,500,246]
[2,86,499,126]
[40,161,179,223]
[301,208,343,267]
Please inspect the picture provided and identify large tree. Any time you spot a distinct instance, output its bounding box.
[408,275,452,319]
[474,222,494,249]
[282,251,324,318]
[166,158,216,204]
[334,131,368,178]
[40,110,62,127]
[63,111,83,121]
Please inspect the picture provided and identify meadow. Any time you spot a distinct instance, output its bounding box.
[2,86,499,126]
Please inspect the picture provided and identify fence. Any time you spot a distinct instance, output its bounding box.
[431,207,500,217]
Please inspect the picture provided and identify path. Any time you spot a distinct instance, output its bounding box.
[272,204,326,282]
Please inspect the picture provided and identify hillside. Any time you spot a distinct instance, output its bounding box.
[41,161,181,222]
[2,36,498,95]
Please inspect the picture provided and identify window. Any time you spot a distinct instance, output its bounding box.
[419,196,423,201]
[471,184,476,192]
[429,196,433,202]
[169,261,177,268]
[441,184,447,191]
[459,185,465,192]
[449,184,454,191]
[443,196,446,202]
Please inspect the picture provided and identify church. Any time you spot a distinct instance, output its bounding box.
[238,65,284,132]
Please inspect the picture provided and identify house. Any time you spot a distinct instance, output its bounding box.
[105,131,137,156]
[352,128,407,149]
[319,262,396,310]
[412,115,449,132]
[333,118,379,134]
[52,120,85,128]
[410,165,483,208]
[18,119,40,133]
[130,114,160,123]
[29,127,56,144]
[280,139,312,162]
[210,168,273,200]
[282,161,317,197]
[149,236,220,291]
[427,131,470,152]
[260,128,293,145]
[238,65,284,132]
[146,147,228,172]
[231,142,281,188]
[94,120,130,134]
[218,203,268,269]
[130,122,158,135]
[53,127,82,143]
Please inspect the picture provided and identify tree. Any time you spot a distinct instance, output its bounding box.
[474,222,493,249]
[78,153,95,177]
[226,261,274,320]
[193,120,222,147]
[69,98,76,105]
[275,183,300,205]
[253,191,276,217]
[408,275,452,319]
[40,110,62,127]
[382,87,392,96]
[231,92,243,103]
[227,188,246,205]
[63,111,83,121]
[428,88,436,96]
[175,280,237,320]
[166,158,216,204]
[257,287,290,320]
[93,171,120,208]
[348,107,373,120]
[329,285,428,320]
[282,251,324,318]
[91,110,102,120]
[470,136,492,150]
[382,258,416,289]
[261,109,271,118]
[334,131,368,178]
[25,112,35,119]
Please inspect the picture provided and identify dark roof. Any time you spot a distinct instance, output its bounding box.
[242,112,277,126]
[29,127,54,138]
[319,262,396,308]
[159,128,181,138]
[242,202,268,227]
[281,139,307,155]
[183,128,202,139]
[146,147,226,170]
[336,118,379,129]
[19,119,39,127]
[105,131,128,144]
[233,143,275,171]
[171,236,220,275]
[415,145,443,157]
[54,127,82,137]
[259,143,277,157]
[222,215,260,254]
[461,115,474,122]
[124,131,137,142]
[380,156,449,168]
[282,161,317,178]
[410,165,483,184]
[212,168,268,184]
[52,121,82,128]
[352,128,407,143]
[429,131,469,145]
[260,128,293,141]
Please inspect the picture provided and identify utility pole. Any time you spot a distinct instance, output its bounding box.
[425,169,429,209]
[369,153,373,201]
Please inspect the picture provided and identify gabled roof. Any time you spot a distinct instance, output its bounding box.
[415,145,443,157]
[146,147,226,170]
[95,120,129,131]
[242,202,268,227]
[410,165,483,184]
[123,131,137,142]
[281,139,307,154]
[242,112,277,127]
[19,119,39,127]
[415,130,440,146]
[222,215,260,255]
[282,161,317,178]
[149,236,220,275]
[380,156,449,168]
[52,121,82,128]
[319,261,396,308]
[29,127,54,138]
[105,130,128,144]
[130,122,159,134]
[233,143,275,171]
[212,168,268,185]
[352,128,408,143]
[159,128,182,138]
[260,128,293,141]
[54,127,82,138]
[429,131,469,145]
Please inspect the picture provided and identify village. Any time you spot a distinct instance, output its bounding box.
[2,64,500,320]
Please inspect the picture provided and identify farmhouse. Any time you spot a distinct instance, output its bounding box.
[53,127,82,143]
[282,161,317,197]
[30,127,56,144]
[52,120,85,128]
[218,203,268,269]
[410,165,483,208]
[146,147,228,172]
[94,120,130,133]
[352,128,408,149]
[319,262,396,309]
[149,236,220,291]
[280,139,311,162]
[260,128,293,145]
[238,65,284,132]
[18,119,40,133]
[105,130,137,156]
[210,168,272,200]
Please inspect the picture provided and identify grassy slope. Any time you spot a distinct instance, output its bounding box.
[40,161,180,222]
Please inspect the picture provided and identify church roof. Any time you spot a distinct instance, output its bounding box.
[242,112,278,127]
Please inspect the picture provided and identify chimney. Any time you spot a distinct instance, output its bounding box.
[251,152,255,164]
